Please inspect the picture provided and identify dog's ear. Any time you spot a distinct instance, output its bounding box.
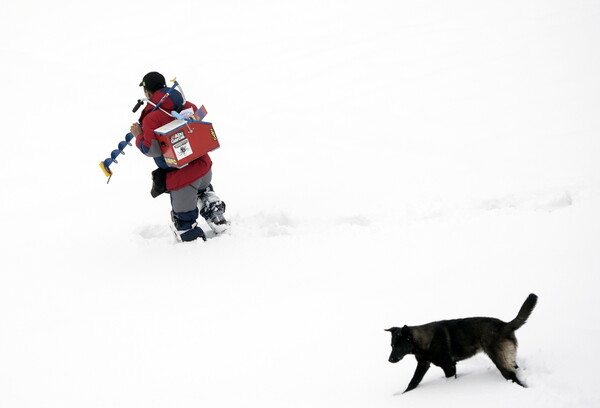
[385,327,399,333]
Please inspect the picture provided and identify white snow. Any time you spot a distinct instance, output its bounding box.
[1,0,599,407]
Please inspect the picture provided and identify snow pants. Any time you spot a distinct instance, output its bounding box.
[170,169,212,230]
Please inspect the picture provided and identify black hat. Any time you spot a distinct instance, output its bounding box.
[139,72,166,93]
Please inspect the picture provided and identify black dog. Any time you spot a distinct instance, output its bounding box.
[386,293,537,393]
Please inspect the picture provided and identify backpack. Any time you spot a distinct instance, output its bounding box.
[149,80,220,169]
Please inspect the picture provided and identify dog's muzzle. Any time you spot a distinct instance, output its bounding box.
[388,354,404,363]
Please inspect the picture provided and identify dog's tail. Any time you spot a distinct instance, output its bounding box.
[504,293,538,332]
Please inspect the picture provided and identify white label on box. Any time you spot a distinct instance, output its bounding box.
[173,138,193,160]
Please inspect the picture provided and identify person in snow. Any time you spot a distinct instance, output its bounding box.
[130,72,228,242]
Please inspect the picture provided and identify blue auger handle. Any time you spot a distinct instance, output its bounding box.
[99,132,135,179]
[151,80,179,113]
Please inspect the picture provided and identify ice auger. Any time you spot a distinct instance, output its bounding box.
[99,132,135,182]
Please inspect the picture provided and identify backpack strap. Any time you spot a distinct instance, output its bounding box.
[146,100,174,118]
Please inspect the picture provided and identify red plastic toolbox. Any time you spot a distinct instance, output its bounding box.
[153,120,220,168]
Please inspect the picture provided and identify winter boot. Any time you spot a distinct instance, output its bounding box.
[198,185,230,234]
[170,212,207,242]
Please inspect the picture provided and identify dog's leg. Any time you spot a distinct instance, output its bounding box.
[493,363,525,387]
[404,360,430,393]
[436,326,457,379]
[508,372,525,387]
[442,363,457,379]
[488,340,525,387]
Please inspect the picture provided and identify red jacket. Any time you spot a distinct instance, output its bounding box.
[136,88,212,191]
